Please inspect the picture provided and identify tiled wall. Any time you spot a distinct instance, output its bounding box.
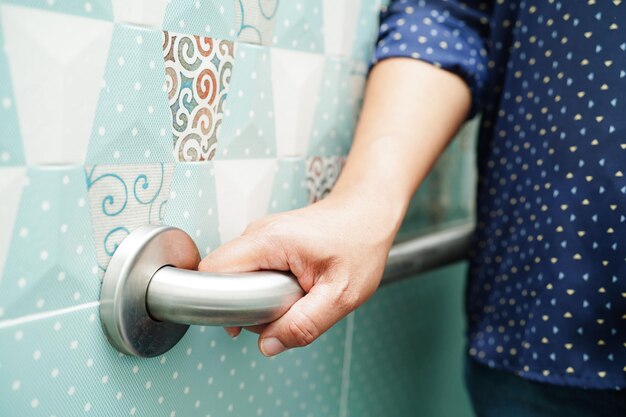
[0,1,477,416]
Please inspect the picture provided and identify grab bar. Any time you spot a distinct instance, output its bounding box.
[100,223,473,357]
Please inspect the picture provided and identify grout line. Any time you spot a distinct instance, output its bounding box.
[0,301,100,330]
[339,312,356,417]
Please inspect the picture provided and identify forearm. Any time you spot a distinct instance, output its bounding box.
[331,58,472,234]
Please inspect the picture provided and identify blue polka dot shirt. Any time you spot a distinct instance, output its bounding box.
[374,0,626,389]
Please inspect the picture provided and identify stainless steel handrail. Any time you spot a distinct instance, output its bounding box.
[100,223,472,357]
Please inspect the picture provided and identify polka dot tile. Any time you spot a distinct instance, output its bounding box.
[217,43,277,160]
[267,158,308,214]
[162,162,221,257]
[0,167,99,320]
[307,58,354,157]
[346,264,472,417]
[0,9,24,167]
[0,303,347,417]
[2,0,113,21]
[162,0,236,40]
[85,24,173,164]
[272,0,324,53]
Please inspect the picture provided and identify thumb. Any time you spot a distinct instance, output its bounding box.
[198,234,288,273]
[258,279,353,356]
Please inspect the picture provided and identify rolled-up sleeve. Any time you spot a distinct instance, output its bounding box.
[373,0,492,117]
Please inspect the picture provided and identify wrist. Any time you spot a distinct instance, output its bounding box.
[326,179,408,245]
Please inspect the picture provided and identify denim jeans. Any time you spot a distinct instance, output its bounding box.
[464,356,626,417]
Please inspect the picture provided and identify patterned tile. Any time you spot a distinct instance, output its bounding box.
[235,0,278,45]
[86,163,174,271]
[164,31,236,161]
[306,156,346,204]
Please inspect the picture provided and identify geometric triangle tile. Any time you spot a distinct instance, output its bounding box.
[163,0,236,40]
[2,5,113,165]
[86,25,173,164]
[0,166,99,320]
[164,31,236,161]
[217,43,276,160]
[213,158,277,244]
[271,48,325,157]
[162,162,221,257]
[0,301,347,417]
[307,58,353,157]
[86,163,174,271]
[268,158,308,214]
[272,0,324,53]
[0,8,24,166]
[322,0,361,57]
[0,167,26,293]
[351,0,384,64]
[3,0,113,21]
[111,0,167,27]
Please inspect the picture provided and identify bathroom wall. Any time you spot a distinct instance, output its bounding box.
[0,1,477,416]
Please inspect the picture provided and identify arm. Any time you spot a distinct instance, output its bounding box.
[200,0,492,356]
[198,58,471,356]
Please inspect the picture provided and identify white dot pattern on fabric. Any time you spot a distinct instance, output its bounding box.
[375,0,626,389]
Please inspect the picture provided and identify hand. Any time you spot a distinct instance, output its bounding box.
[198,188,402,356]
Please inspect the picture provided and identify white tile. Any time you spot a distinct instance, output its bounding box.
[112,0,167,27]
[1,5,113,165]
[214,159,277,243]
[323,0,361,57]
[271,48,324,157]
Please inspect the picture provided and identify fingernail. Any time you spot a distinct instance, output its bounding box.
[225,328,240,339]
[260,337,286,357]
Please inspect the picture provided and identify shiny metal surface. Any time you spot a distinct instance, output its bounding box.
[148,267,304,327]
[99,225,200,357]
[382,222,473,285]
[101,222,473,357]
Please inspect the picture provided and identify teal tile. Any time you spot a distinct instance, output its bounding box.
[86,24,173,164]
[163,0,236,40]
[346,264,474,417]
[2,0,113,21]
[0,304,347,416]
[272,0,323,53]
[307,58,354,157]
[217,43,277,160]
[268,158,308,214]
[0,167,99,319]
[0,6,24,166]
[163,162,221,256]
[352,0,385,66]
[401,122,478,233]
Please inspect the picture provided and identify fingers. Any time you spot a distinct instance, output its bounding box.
[224,327,241,338]
[258,279,355,356]
[199,233,288,274]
